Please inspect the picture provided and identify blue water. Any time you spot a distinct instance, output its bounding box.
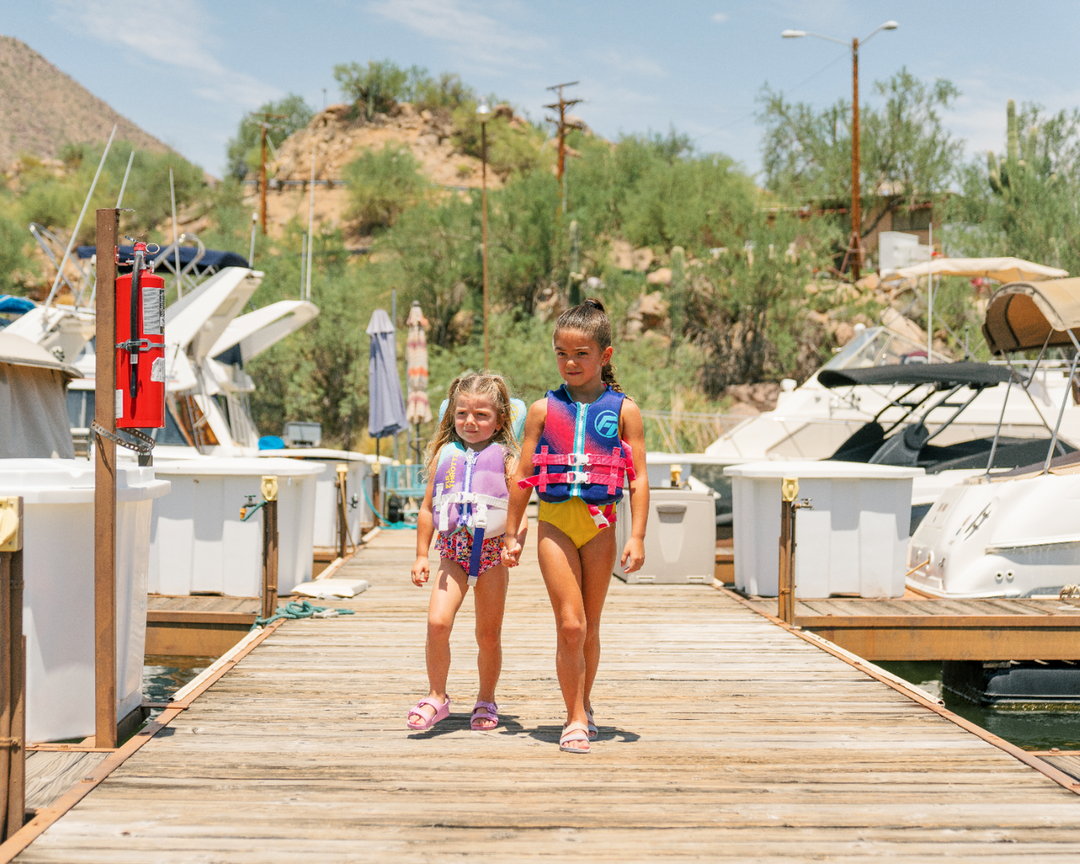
[143,655,213,714]
[879,661,1080,751]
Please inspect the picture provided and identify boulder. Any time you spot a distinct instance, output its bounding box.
[724,383,781,413]
[646,267,672,286]
[628,291,668,332]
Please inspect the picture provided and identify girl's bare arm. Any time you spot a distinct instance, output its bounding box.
[411,473,437,585]
[503,400,546,566]
[619,400,649,573]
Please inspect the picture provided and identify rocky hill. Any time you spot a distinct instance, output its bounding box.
[0,35,170,169]
[250,101,523,239]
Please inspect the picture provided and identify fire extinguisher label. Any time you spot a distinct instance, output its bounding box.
[151,357,166,383]
[115,389,124,418]
[143,287,164,336]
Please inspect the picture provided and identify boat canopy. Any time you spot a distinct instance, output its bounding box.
[0,332,79,458]
[882,257,1068,284]
[983,278,1080,353]
[818,362,1011,390]
[75,245,250,272]
[0,295,36,315]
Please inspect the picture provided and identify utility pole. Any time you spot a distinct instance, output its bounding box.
[782,22,897,284]
[544,81,582,214]
[255,112,287,234]
[850,38,861,283]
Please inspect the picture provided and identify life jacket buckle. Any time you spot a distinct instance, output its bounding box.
[565,470,589,485]
[568,453,591,466]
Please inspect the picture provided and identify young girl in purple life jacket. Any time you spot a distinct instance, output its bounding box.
[407,373,527,733]
[504,299,649,753]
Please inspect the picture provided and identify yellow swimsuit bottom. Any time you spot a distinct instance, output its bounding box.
[537,497,617,549]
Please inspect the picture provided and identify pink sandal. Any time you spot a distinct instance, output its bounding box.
[407,696,450,730]
[559,721,591,754]
[470,700,499,730]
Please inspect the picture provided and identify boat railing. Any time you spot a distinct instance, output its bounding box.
[29,223,95,308]
[153,234,208,300]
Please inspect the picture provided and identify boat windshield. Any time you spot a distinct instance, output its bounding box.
[822,327,949,371]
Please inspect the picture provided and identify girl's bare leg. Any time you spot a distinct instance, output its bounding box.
[471,561,509,727]
[409,558,468,726]
[538,522,616,749]
[579,528,617,714]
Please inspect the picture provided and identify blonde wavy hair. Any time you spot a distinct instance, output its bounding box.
[424,372,520,478]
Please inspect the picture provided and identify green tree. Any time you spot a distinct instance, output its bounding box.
[686,215,841,394]
[758,68,961,236]
[334,59,409,119]
[226,94,315,180]
[343,144,428,234]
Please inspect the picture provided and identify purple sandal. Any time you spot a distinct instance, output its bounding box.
[470,700,499,730]
[407,696,450,730]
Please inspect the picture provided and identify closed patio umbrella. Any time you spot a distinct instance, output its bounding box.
[366,308,407,458]
[405,302,432,462]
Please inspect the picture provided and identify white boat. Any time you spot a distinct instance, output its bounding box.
[908,277,1080,598]
[10,240,374,596]
[0,333,169,741]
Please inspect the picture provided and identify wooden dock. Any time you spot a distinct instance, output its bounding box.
[146,595,260,657]
[9,527,1080,861]
[746,596,1080,661]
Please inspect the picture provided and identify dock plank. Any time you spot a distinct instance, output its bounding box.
[13,528,1080,862]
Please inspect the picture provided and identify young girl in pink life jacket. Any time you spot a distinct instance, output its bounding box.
[407,373,527,732]
[504,299,649,753]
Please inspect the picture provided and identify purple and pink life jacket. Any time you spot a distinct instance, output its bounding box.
[431,441,510,538]
[518,385,635,515]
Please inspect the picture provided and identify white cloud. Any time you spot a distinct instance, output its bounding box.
[367,0,547,68]
[50,0,279,107]
[712,12,728,23]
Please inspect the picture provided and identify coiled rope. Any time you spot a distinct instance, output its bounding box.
[252,599,356,630]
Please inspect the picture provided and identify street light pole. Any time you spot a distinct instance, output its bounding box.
[477,98,491,370]
[782,21,897,283]
[851,37,860,282]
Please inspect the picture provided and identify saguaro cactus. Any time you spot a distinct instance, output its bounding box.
[988,99,1051,196]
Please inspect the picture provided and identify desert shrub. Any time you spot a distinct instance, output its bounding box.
[344,144,428,234]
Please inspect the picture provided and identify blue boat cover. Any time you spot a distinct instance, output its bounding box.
[0,295,36,314]
[75,246,250,271]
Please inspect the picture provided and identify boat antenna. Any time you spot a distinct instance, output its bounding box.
[306,142,316,301]
[43,124,117,311]
[170,167,182,298]
[115,150,135,208]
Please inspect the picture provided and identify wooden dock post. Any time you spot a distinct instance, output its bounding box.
[93,208,119,750]
[261,477,279,621]
[778,478,797,625]
[335,464,348,559]
[0,497,26,840]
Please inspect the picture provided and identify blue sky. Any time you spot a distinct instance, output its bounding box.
[8,1,1080,179]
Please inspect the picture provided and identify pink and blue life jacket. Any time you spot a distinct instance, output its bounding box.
[519,385,635,513]
[431,441,509,538]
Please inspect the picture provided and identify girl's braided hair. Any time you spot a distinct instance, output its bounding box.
[553,298,623,393]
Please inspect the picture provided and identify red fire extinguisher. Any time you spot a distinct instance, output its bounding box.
[115,241,166,429]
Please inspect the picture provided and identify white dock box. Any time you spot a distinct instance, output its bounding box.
[613,488,716,584]
[0,459,170,742]
[259,449,375,549]
[149,457,321,597]
[724,461,922,599]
